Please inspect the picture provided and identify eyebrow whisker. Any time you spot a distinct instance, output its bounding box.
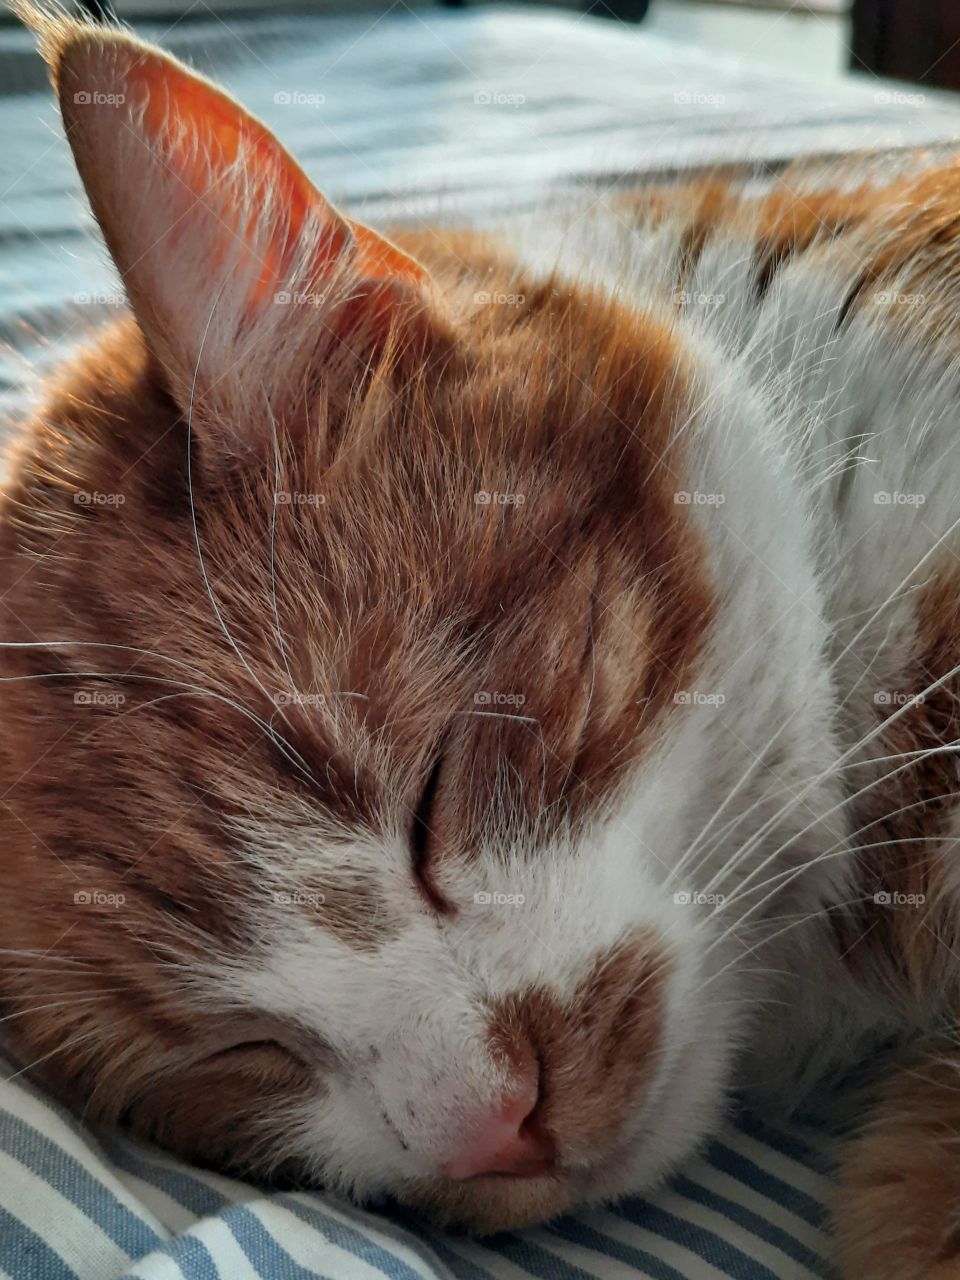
[453,710,540,726]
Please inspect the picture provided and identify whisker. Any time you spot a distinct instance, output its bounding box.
[267,395,302,703]
[696,660,960,902]
[184,294,315,786]
[0,669,316,786]
[0,995,121,1026]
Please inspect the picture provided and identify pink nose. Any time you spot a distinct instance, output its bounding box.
[442,1071,554,1179]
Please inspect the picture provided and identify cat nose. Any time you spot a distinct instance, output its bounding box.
[441,1067,554,1179]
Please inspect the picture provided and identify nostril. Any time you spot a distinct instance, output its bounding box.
[441,1064,555,1181]
[499,1067,540,1131]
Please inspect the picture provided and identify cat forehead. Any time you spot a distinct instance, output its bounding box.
[240,452,712,844]
[20,291,716,845]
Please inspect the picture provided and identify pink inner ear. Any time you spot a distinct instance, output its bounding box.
[350,220,429,287]
[130,55,349,306]
[128,51,426,309]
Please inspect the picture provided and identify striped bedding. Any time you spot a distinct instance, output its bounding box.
[2,6,956,1277]
[0,1060,837,1280]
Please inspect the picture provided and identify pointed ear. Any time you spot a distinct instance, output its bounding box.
[30,10,433,466]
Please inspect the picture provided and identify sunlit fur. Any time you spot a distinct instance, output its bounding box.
[7,5,960,1264]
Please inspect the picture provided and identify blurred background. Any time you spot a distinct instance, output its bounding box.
[3,1,956,93]
[3,0,960,420]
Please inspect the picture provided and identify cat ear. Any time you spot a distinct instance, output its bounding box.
[40,16,433,465]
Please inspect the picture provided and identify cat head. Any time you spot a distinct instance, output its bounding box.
[0,4,838,1231]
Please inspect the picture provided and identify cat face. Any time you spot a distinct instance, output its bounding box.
[0,7,838,1232]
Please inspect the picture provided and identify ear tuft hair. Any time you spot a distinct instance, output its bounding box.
[12,0,439,475]
[12,1,130,89]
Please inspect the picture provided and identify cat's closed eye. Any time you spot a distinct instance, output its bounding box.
[409,753,452,914]
[192,1017,322,1071]
[202,1039,297,1067]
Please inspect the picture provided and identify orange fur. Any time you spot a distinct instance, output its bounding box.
[835,1051,960,1280]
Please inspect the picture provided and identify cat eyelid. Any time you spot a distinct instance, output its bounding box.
[409,753,455,915]
[202,1038,291,1064]
[194,1016,337,1073]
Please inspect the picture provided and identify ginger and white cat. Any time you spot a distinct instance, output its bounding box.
[2,6,960,1275]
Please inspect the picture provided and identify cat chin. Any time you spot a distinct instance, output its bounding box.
[397,1172,577,1235]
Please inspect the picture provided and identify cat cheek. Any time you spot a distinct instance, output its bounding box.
[126,1049,317,1170]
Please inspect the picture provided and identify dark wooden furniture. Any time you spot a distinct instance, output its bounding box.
[852,0,960,91]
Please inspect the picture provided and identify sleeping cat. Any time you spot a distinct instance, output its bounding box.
[3,4,960,1275]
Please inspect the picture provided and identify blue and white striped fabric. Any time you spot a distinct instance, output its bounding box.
[0,1059,838,1280]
